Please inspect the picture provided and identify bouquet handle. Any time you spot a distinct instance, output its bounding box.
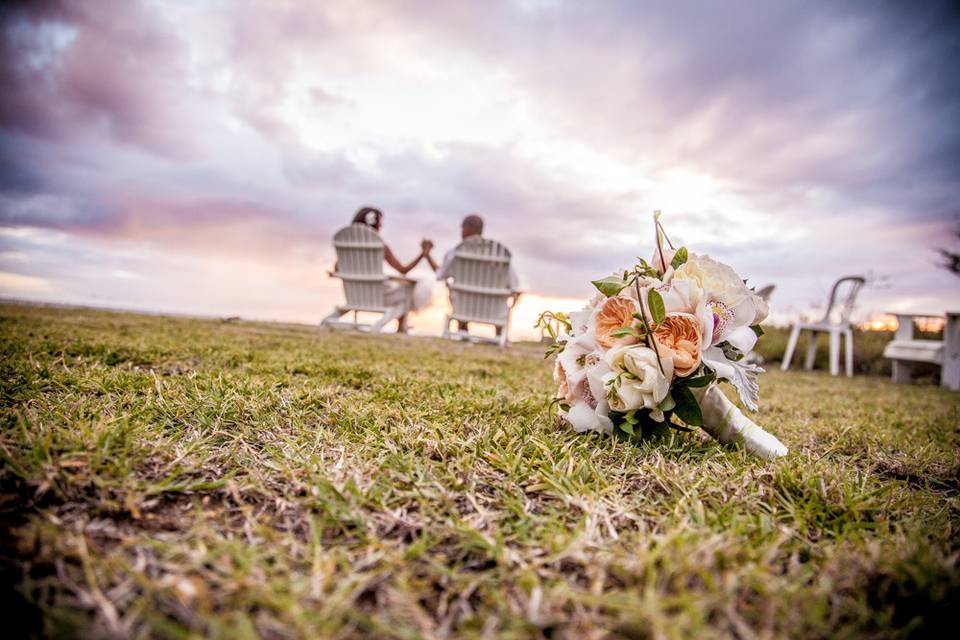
[695,385,788,460]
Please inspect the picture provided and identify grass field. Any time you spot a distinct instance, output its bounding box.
[2,303,959,639]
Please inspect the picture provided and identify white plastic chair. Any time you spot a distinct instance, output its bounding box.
[441,237,520,347]
[321,224,414,333]
[781,276,865,377]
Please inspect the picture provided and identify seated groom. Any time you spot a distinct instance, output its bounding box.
[425,214,519,336]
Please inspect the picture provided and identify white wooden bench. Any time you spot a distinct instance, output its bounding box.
[882,312,959,391]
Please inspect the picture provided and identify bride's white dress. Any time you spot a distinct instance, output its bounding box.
[383,267,436,311]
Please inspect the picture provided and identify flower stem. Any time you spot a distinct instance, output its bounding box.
[632,273,665,375]
[653,211,676,251]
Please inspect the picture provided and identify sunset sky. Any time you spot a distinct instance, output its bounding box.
[1,0,958,338]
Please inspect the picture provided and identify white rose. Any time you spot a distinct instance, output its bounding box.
[673,254,749,308]
[566,399,614,434]
[602,344,674,420]
[656,278,704,315]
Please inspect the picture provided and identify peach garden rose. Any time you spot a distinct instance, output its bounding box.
[594,295,641,349]
[653,312,702,377]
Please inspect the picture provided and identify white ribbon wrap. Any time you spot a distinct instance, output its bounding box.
[696,385,788,460]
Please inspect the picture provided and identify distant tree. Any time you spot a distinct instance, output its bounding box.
[940,228,960,276]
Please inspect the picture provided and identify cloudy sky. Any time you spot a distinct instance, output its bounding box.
[1,0,958,337]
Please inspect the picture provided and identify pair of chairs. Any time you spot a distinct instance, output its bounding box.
[321,224,520,346]
[779,276,958,389]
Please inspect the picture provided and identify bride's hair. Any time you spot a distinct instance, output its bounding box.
[353,206,382,228]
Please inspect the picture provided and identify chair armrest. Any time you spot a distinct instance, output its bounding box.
[889,313,917,341]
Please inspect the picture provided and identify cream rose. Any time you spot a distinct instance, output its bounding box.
[601,344,673,420]
[654,312,702,377]
[673,254,749,306]
[654,278,703,316]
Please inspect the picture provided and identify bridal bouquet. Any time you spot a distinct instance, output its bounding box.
[538,212,787,459]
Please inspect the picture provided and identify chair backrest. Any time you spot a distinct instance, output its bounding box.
[821,276,866,325]
[332,224,386,309]
[446,237,512,322]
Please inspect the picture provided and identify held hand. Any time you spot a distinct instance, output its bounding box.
[421,239,434,255]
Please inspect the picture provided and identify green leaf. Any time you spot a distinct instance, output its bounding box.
[648,289,666,325]
[680,370,716,388]
[670,246,688,269]
[619,421,635,435]
[657,393,676,412]
[719,341,745,361]
[610,326,640,339]
[750,324,765,337]
[591,275,629,297]
[635,259,660,278]
[672,385,703,426]
[543,341,565,359]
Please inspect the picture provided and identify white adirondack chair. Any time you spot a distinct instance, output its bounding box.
[441,237,520,347]
[883,312,960,391]
[321,224,414,333]
[781,276,865,377]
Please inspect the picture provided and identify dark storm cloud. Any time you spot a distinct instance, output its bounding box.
[0,0,202,157]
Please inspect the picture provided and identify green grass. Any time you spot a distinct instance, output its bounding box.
[1,303,958,639]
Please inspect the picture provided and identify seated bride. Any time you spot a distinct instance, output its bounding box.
[345,207,435,333]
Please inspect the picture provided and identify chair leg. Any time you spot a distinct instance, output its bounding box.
[371,306,403,333]
[942,314,960,391]
[781,324,801,371]
[844,329,854,377]
[892,360,913,384]
[320,307,345,327]
[942,358,960,391]
[441,315,451,340]
[828,331,840,376]
[804,331,819,370]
